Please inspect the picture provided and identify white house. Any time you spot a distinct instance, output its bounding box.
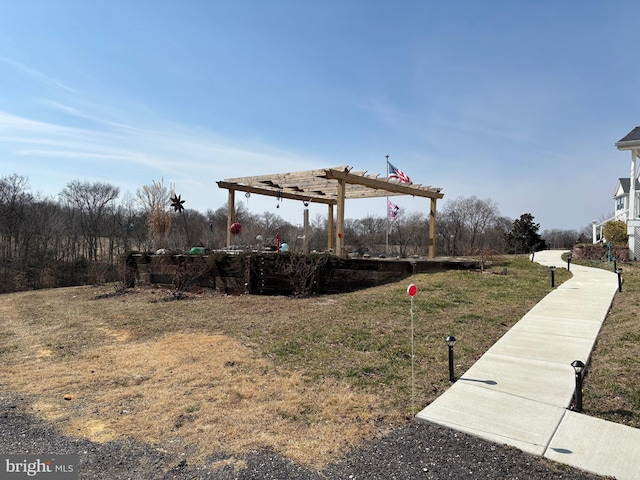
[595,127,640,259]
[612,177,640,223]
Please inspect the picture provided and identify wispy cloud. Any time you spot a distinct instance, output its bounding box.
[14,149,137,161]
[0,58,325,212]
[355,95,414,120]
[0,56,81,95]
[0,108,320,176]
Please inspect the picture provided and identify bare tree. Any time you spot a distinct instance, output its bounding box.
[59,180,120,262]
[116,191,144,252]
[172,209,211,250]
[389,210,427,257]
[439,198,466,255]
[308,213,328,252]
[438,196,501,255]
[542,229,580,249]
[137,178,173,251]
[463,196,499,250]
[0,174,32,260]
[26,198,64,288]
[354,215,386,253]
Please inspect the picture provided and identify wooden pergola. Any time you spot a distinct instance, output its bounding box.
[216,166,444,258]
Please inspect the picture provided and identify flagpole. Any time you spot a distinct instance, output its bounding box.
[385,155,390,255]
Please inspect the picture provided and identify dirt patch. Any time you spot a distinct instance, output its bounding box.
[4,332,385,469]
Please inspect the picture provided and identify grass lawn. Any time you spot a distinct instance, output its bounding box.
[8,253,634,470]
[574,258,640,428]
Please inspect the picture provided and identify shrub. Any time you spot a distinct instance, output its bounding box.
[603,220,628,245]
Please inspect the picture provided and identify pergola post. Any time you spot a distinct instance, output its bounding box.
[429,197,437,259]
[226,189,235,247]
[327,205,334,252]
[303,207,309,254]
[336,179,346,257]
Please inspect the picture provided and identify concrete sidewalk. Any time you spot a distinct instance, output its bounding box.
[416,250,640,480]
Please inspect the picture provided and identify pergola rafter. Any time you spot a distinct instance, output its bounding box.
[217,166,444,258]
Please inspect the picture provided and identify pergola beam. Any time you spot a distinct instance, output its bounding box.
[223,166,350,185]
[216,181,336,205]
[324,168,443,199]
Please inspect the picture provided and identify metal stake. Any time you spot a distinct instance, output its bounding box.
[410,294,415,415]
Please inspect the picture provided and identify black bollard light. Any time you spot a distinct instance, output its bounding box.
[616,268,623,292]
[549,266,556,288]
[571,360,586,412]
[445,335,457,382]
[567,252,572,272]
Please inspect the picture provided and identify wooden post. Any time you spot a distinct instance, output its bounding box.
[336,179,346,257]
[226,189,235,247]
[327,205,334,253]
[303,207,309,254]
[429,197,437,259]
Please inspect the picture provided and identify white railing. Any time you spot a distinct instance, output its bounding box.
[592,213,624,243]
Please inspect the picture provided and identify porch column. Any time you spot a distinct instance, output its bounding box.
[629,149,637,221]
[629,149,639,260]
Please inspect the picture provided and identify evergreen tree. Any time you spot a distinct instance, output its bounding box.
[506,213,547,254]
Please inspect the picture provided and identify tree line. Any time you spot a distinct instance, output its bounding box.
[0,173,591,293]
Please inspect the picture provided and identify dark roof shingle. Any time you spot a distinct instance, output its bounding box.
[616,126,640,147]
[617,177,640,195]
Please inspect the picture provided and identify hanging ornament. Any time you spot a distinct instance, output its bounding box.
[230,222,242,235]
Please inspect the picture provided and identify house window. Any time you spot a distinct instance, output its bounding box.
[616,197,625,211]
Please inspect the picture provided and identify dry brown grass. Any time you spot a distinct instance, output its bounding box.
[5,333,382,469]
[0,256,572,469]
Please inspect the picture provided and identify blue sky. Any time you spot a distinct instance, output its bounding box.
[1,0,639,231]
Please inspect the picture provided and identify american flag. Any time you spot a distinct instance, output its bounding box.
[388,162,411,183]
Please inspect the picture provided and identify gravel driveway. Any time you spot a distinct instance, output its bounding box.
[1,393,601,479]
